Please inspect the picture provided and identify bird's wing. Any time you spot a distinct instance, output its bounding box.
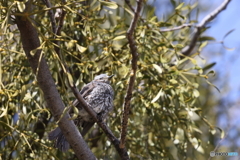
[72,82,96,107]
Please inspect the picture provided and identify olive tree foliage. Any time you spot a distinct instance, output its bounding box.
[0,0,230,159]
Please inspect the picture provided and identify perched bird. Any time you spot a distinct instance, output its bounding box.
[48,74,114,152]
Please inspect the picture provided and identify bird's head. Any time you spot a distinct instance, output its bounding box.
[94,74,114,83]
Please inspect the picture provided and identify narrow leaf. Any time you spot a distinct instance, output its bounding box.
[113,35,126,40]
[67,72,74,87]
[193,89,200,98]
[152,64,163,74]
[175,2,185,10]
[151,88,163,103]
[76,44,87,53]
[99,0,118,9]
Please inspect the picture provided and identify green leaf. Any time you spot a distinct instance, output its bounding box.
[170,79,178,84]
[199,41,208,51]
[69,106,79,120]
[223,29,235,40]
[17,1,25,12]
[99,0,118,9]
[148,132,155,146]
[76,44,87,53]
[149,16,158,22]
[67,72,74,87]
[206,70,216,77]
[193,89,199,98]
[124,7,134,17]
[152,64,163,74]
[199,36,215,41]
[188,137,204,153]
[0,106,8,118]
[151,88,164,103]
[113,35,126,41]
[175,44,184,49]
[202,62,216,71]
[217,127,225,139]
[178,14,186,20]
[222,29,235,50]
[175,2,185,10]
[118,65,128,77]
[56,107,70,124]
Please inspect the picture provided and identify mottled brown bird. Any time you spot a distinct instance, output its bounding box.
[48,74,114,151]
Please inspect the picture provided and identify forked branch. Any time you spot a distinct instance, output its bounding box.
[181,0,232,56]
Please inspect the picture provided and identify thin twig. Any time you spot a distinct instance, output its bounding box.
[181,0,232,56]
[160,23,193,32]
[125,0,192,33]
[120,0,143,149]
[56,9,66,36]
[53,8,66,56]
[41,0,57,34]
[207,131,228,160]
[125,0,135,13]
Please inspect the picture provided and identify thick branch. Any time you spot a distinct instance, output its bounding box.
[120,0,143,149]
[181,0,232,56]
[15,10,95,160]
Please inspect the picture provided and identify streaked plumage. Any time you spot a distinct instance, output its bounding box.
[49,74,114,151]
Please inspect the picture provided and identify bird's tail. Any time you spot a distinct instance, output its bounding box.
[48,127,70,152]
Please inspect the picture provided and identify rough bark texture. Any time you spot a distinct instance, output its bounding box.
[15,14,95,160]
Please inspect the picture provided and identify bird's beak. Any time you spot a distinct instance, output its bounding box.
[108,75,114,79]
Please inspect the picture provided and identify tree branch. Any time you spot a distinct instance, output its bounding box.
[68,84,129,160]
[181,0,232,56]
[41,0,57,34]
[125,0,135,13]
[120,0,143,149]
[160,23,193,32]
[15,3,95,160]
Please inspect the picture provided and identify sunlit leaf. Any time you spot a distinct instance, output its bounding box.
[175,2,185,10]
[199,41,208,51]
[76,44,87,53]
[69,106,79,120]
[151,88,164,103]
[113,35,126,41]
[0,106,8,118]
[170,79,178,84]
[99,0,118,9]
[152,64,163,74]
[17,1,25,12]
[148,132,154,146]
[67,72,74,87]
[193,89,199,98]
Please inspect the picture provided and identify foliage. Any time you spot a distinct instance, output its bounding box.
[0,0,223,159]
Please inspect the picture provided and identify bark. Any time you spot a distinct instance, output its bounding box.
[120,0,143,149]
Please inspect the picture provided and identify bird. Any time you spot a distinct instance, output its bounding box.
[48,74,114,152]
